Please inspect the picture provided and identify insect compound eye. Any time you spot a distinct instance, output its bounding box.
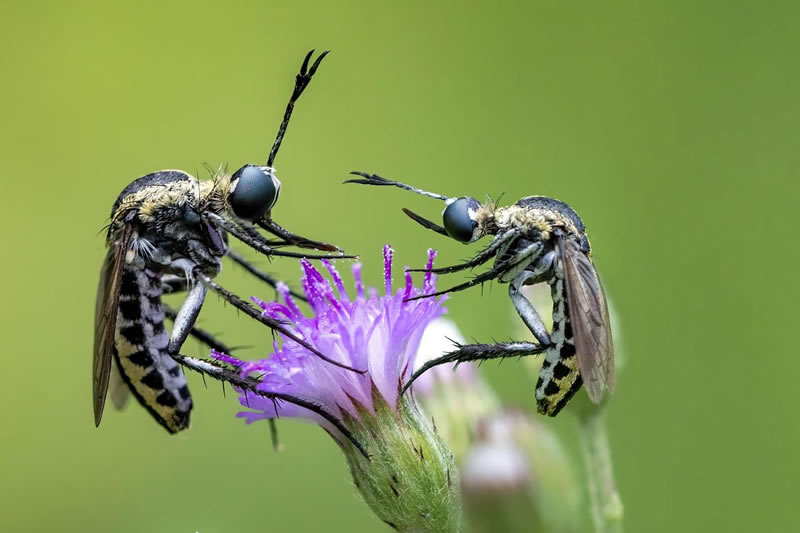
[229,165,281,221]
[442,196,480,243]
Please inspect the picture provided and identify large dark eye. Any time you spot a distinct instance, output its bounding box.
[229,165,281,220]
[442,197,480,243]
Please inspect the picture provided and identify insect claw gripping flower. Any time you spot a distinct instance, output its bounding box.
[214,246,461,532]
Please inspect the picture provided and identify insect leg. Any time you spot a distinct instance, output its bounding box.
[206,213,355,260]
[167,282,208,354]
[409,229,520,275]
[256,218,341,253]
[162,304,235,354]
[405,242,543,301]
[226,249,307,302]
[159,274,234,352]
[402,341,547,395]
[171,353,368,458]
[198,274,365,374]
[510,276,550,346]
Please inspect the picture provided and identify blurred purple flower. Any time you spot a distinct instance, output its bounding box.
[213,245,446,444]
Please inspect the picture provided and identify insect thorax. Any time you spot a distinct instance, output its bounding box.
[109,170,231,236]
[107,170,232,277]
[476,196,590,255]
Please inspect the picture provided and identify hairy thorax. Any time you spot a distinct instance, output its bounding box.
[475,202,583,242]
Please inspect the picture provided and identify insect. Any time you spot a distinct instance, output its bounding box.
[94,50,359,434]
[346,172,615,416]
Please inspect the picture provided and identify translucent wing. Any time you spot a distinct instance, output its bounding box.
[93,226,132,426]
[559,235,615,403]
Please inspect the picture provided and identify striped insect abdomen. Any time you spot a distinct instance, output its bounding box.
[534,272,583,416]
[114,267,192,432]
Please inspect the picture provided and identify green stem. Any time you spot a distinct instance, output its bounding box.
[577,409,623,533]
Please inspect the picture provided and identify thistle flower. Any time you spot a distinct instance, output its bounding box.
[215,246,460,532]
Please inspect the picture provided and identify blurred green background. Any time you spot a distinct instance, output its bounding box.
[1,1,798,531]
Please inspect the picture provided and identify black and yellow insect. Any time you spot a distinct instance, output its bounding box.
[346,172,615,416]
[94,51,356,433]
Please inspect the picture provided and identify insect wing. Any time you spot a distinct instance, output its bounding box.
[93,225,132,426]
[559,236,615,403]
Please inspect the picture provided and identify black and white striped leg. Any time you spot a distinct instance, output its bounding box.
[408,229,520,275]
[401,341,547,395]
[167,282,207,354]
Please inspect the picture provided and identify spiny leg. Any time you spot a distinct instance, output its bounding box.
[226,249,307,302]
[171,353,367,458]
[163,274,279,445]
[405,242,543,302]
[198,274,365,374]
[161,275,237,353]
[401,341,547,395]
[409,229,520,275]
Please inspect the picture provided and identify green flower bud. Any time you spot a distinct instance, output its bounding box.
[342,389,461,533]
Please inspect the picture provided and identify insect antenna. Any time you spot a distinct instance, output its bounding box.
[345,171,450,201]
[267,49,329,167]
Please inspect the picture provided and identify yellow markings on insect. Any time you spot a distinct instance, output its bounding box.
[476,203,582,241]
[540,355,580,415]
[112,176,232,225]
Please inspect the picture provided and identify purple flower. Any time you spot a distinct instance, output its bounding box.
[212,246,463,530]
[214,245,446,443]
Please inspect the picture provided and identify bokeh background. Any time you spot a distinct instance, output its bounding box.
[1,1,798,531]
